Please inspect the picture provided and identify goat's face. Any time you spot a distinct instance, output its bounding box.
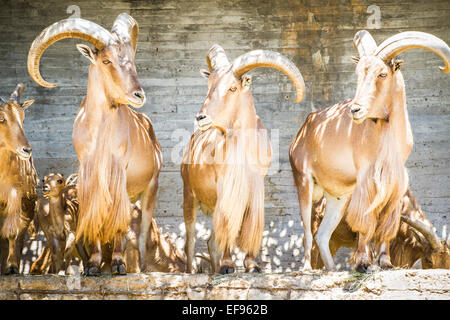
[350,56,402,123]
[197,68,253,130]
[0,99,33,160]
[426,240,450,269]
[42,173,66,197]
[77,42,146,108]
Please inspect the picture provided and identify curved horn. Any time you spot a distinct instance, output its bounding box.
[206,44,231,72]
[111,13,139,53]
[28,18,115,88]
[401,215,441,251]
[231,50,305,103]
[0,97,5,104]
[375,31,450,73]
[9,83,25,102]
[353,30,377,57]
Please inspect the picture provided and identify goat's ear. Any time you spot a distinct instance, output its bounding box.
[241,75,252,89]
[200,69,210,79]
[392,59,404,72]
[77,44,96,64]
[350,56,360,64]
[21,99,34,110]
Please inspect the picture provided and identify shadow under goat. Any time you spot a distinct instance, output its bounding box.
[311,188,450,270]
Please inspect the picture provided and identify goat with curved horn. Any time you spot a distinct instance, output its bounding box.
[182,44,305,274]
[28,13,162,276]
[375,31,450,73]
[290,30,450,272]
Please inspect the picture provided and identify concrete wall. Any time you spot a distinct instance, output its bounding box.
[0,0,449,272]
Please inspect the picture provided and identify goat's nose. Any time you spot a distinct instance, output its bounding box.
[196,114,207,121]
[350,105,361,114]
[133,90,146,101]
[23,147,32,155]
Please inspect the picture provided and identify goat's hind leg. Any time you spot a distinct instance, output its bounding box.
[293,171,315,271]
[183,185,198,273]
[138,176,158,272]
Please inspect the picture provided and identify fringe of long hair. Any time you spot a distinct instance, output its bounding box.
[76,119,131,244]
[0,153,37,238]
[345,125,408,245]
[213,130,265,256]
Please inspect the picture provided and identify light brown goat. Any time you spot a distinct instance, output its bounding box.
[0,84,37,275]
[290,30,450,272]
[311,188,450,270]
[28,13,162,275]
[181,45,305,274]
[30,173,88,275]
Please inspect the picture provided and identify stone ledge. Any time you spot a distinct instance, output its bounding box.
[0,269,448,300]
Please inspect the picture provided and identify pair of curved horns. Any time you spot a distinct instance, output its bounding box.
[28,13,138,88]
[206,44,305,103]
[353,30,450,73]
[401,215,442,251]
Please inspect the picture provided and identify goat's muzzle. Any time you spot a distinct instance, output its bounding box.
[16,146,32,160]
[42,184,50,193]
[127,90,146,108]
[350,103,367,123]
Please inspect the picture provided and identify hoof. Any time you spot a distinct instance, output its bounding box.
[245,265,261,273]
[355,263,370,273]
[84,263,101,276]
[380,262,394,270]
[111,261,127,275]
[4,266,19,275]
[219,265,235,274]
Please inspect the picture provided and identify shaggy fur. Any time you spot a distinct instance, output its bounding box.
[346,125,408,245]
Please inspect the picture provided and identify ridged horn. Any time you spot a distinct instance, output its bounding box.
[375,31,450,73]
[111,13,139,53]
[231,50,305,102]
[28,18,115,88]
[206,44,231,72]
[9,83,25,102]
[353,30,377,57]
[401,215,441,251]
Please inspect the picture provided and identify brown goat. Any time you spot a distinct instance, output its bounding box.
[30,173,88,275]
[290,30,450,272]
[0,84,37,275]
[181,45,305,274]
[28,13,162,275]
[311,188,450,270]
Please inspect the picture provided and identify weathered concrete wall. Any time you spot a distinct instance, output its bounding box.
[1,270,449,300]
[0,0,449,272]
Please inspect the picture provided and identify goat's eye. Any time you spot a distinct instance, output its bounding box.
[103,59,111,65]
[0,114,6,123]
[57,179,63,184]
[229,86,237,92]
[378,73,387,78]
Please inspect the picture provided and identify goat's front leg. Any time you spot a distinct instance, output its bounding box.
[244,253,261,273]
[111,235,127,275]
[219,245,235,274]
[84,240,102,276]
[315,194,349,271]
[353,233,372,273]
[377,241,394,269]
[5,235,20,275]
